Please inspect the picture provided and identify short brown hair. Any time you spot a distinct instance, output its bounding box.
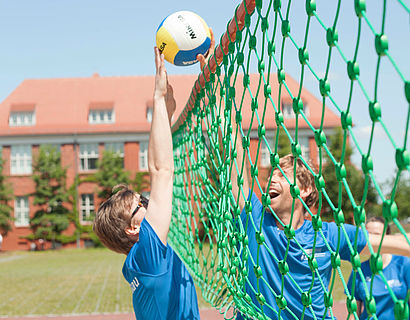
[93,184,136,254]
[366,216,391,235]
[274,154,318,209]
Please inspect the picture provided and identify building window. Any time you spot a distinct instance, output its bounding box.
[9,111,35,126]
[15,196,29,227]
[282,102,309,118]
[88,109,114,124]
[80,194,95,222]
[260,140,272,167]
[79,143,99,171]
[39,144,60,155]
[146,107,153,123]
[139,142,148,171]
[105,142,124,157]
[299,136,310,159]
[11,145,32,175]
[105,142,124,167]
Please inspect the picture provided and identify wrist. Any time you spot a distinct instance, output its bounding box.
[154,92,166,100]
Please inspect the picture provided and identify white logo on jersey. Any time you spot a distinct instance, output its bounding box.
[130,277,140,292]
[365,277,402,289]
[386,279,402,289]
[301,248,328,261]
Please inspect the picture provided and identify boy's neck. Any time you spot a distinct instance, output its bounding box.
[382,253,392,268]
[275,209,305,230]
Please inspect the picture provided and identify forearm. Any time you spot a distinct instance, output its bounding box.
[145,48,176,245]
[362,233,410,256]
[230,114,249,211]
[148,94,174,174]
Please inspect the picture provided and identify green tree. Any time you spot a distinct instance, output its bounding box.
[0,157,13,235]
[30,145,70,245]
[131,172,150,194]
[276,127,292,157]
[93,151,130,200]
[321,127,378,222]
[387,174,410,221]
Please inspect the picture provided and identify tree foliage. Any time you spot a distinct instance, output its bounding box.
[131,171,150,194]
[93,151,130,200]
[276,127,292,157]
[388,174,410,220]
[30,145,70,242]
[0,157,13,235]
[321,127,379,222]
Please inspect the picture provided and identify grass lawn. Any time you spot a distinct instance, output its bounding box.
[0,248,132,317]
[0,246,358,317]
[0,248,215,317]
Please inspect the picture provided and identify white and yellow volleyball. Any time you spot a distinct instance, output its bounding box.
[156,11,211,66]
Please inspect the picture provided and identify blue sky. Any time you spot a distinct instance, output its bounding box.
[0,0,408,187]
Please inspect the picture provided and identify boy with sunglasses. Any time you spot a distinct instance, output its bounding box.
[93,48,199,320]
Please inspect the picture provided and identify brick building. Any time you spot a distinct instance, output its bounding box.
[0,73,339,251]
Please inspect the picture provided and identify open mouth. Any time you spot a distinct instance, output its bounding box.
[269,191,280,199]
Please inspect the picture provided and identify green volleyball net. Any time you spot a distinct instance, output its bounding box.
[169,0,410,319]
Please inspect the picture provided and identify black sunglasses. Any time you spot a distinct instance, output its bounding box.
[130,195,149,219]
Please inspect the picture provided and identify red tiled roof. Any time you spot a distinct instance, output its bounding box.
[10,103,36,112]
[0,73,340,137]
[0,74,196,136]
[174,73,340,131]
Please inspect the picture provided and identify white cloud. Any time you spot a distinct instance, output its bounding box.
[352,125,386,140]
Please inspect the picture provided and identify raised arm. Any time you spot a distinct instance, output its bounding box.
[229,109,250,212]
[144,47,176,245]
[361,233,410,257]
[197,28,250,212]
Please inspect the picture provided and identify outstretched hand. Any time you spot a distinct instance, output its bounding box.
[197,28,215,71]
[154,47,176,121]
[154,47,167,98]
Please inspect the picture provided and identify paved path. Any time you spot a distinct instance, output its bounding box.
[4,303,348,319]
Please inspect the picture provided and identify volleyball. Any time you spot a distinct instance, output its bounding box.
[156,11,211,66]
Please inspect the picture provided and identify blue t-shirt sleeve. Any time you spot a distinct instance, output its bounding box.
[240,192,263,225]
[402,257,410,289]
[127,219,170,275]
[326,222,367,261]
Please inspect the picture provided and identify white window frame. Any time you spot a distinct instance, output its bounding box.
[11,145,32,175]
[282,103,309,118]
[9,111,36,127]
[146,107,153,123]
[105,142,124,158]
[282,103,294,118]
[15,196,29,227]
[80,194,95,223]
[88,109,115,124]
[139,142,148,171]
[299,136,310,159]
[39,144,61,155]
[260,140,272,167]
[79,143,99,171]
[304,105,310,117]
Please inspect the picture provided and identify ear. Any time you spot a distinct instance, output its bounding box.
[300,185,312,202]
[125,225,140,236]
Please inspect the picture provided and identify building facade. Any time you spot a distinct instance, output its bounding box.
[0,73,340,251]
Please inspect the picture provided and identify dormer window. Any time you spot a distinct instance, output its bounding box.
[282,101,309,118]
[9,111,36,127]
[88,102,115,124]
[147,107,153,122]
[89,109,114,124]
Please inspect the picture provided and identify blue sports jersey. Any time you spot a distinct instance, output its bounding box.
[347,255,410,320]
[122,219,199,320]
[237,192,367,320]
